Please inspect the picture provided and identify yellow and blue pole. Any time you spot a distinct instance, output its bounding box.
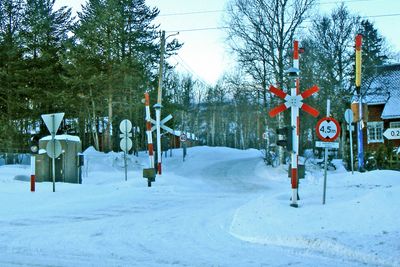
[355,34,364,171]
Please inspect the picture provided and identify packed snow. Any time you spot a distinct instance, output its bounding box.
[0,146,398,267]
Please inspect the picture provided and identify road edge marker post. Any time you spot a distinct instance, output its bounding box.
[30,155,35,192]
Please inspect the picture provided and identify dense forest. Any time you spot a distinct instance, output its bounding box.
[0,0,395,155]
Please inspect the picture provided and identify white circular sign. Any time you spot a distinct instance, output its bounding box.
[46,139,62,158]
[180,133,187,142]
[120,138,133,152]
[344,109,353,124]
[119,119,132,133]
[316,117,341,142]
[262,132,267,140]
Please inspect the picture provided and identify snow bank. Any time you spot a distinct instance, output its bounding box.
[229,169,400,266]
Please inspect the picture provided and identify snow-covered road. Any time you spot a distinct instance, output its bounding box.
[0,146,398,266]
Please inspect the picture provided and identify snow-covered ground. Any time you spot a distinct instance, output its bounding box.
[0,146,398,267]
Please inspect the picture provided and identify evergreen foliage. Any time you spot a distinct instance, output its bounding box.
[0,0,396,156]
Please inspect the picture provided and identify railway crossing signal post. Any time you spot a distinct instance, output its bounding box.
[268,40,319,207]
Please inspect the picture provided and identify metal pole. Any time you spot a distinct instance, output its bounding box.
[322,100,330,205]
[124,120,128,181]
[355,34,364,171]
[51,114,56,192]
[290,40,300,208]
[290,86,299,208]
[349,123,354,174]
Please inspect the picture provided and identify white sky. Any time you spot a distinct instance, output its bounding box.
[55,0,400,85]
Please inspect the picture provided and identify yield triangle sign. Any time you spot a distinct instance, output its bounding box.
[41,112,65,136]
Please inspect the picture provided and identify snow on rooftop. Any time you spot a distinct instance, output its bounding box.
[40,134,81,142]
[381,96,400,119]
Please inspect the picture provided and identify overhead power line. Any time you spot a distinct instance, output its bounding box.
[166,12,400,33]
[157,0,376,17]
[167,26,228,33]
[173,55,210,86]
[366,13,400,18]
[159,10,223,17]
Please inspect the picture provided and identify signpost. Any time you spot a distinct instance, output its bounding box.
[119,119,132,181]
[316,116,340,142]
[180,133,187,161]
[41,112,65,192]
[344,109,354,174]
[383,128,400,140]
[315,101,340,205]
[269,40,320,208]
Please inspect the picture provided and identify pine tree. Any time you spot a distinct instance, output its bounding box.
[0,0,28,150]
[20,0,73,118]
[68,0,180,151]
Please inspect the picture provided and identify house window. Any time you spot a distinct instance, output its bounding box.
[367,121,384,143]
[390,121,400,128]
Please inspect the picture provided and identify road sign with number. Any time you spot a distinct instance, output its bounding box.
[180,133,187,142]
[383,128,400,140]
[316,117,341,142]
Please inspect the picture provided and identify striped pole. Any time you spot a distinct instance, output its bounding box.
[144,93,154,169]
[290,83,299,208]
[293,40,299,70]
[290,40,300,207]
[355,34,364,171]
[30,155,35,192]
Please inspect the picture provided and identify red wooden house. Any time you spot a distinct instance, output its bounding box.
[353,64,400,152]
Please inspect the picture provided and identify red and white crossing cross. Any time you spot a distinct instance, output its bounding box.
[268,85,320,118]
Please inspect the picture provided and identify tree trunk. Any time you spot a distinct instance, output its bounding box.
[105,92,113,151]
[89,89,99,151]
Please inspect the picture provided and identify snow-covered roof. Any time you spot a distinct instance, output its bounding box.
[170,130,197,140]
[40,134,81,142]
[381,96,400,119]
[361,64,400,117]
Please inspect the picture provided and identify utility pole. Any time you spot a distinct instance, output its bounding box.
[155,30,165,175]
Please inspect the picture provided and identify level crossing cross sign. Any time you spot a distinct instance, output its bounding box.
[268,82,319,208]
[268,85,320,117]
